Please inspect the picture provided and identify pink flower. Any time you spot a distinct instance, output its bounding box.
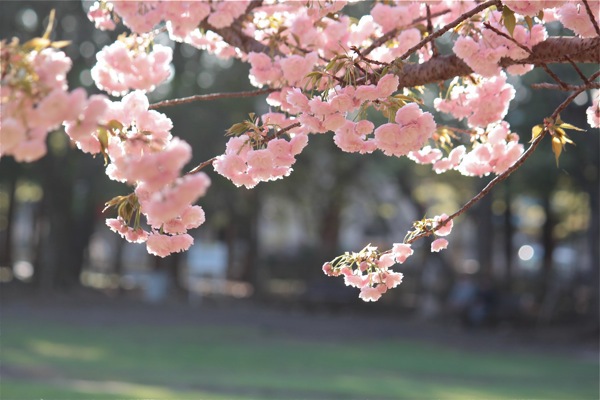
[557,3,599,38]
[247,149,275,180]
[382,271,403,289]
[371,3,419,33]
[279,52,318,86]
[146,233,194,258]
[434,214,453,236]
[374,104,436,157]
[11,138,47,162]
[344,273,368,288]
[146,233,173,258]
[0,118,26,154]
[392,243,414,264]
[377,253,396,269]
[375,74,399,98]
[431,238,448,252]
[322,263,334,276]
[359,286,382,302]
[248,52,282,86]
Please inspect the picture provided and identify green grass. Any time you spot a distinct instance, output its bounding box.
[1,317,598,400]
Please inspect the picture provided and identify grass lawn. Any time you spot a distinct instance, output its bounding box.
[1,306,598,400]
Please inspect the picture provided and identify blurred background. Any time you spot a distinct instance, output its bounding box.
[1,2,598,399]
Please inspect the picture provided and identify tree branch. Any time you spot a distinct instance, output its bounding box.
[581,0,600,37]
[149,88,275,110]
[393,37,600,90]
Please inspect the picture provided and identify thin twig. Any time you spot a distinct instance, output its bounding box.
[265,122,301,142]
[550,78,598,120]
[362,9,452,56]
[396,0,501,62]
[531,82,600,91]
[407,84,591,244]
[564,55,591,85]
[581,0,600,37]
[187,157,217,175]
[426,5,439,57]
[483,22,570,89]
[483,22,531,54]
[148,88,276,109]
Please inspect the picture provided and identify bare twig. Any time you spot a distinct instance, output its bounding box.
[564,55,591,85]
[266,122,301,142]
[406,84,592,244]
[483,22,569,90]
[531,82,600,91]
[581,0,600,37]
[187,157,217,175]
[396,0,501,62]
[483,22,531,54]
[149,88,275,109]
[426,5,439,57]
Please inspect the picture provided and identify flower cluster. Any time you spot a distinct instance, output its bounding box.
[101,91,210,257]
[322,212,454,302]
[373,103,437,157]
[91,33,172,96]
[213,132,308,189]
[0,38,106,162]
[322,244,409,302]
[434,73,516,128]
[88,1,250,38]
[453,11,547,77]
[556,1,600,38]
[457,122,524,177]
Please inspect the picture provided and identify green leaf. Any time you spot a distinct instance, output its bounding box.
[502,6,516,36]
[226,122,250,136]
[524,16,533,31]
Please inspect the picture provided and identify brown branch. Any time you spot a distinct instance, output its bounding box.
[550,72,600,120]
[531,82,600,91]
[564,55,591,85]
[198,1,275,55]
[187,157,217,175]
[391,37,600,90]
[581,0,600,37]
[426,5,439,58]
[483,22,569,89]
[406,84,593,244]
[396,0,501,62]
[406,131,546,244]
[149,88,275,109]
[265,122,301,143]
